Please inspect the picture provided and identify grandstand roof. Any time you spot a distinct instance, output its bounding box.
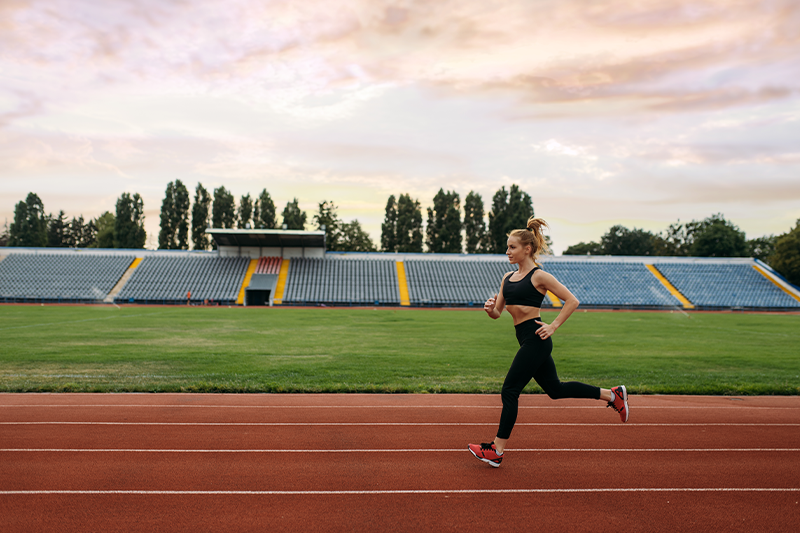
[208,229,326,249]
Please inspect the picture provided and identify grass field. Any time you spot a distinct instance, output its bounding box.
[0,305,798,395]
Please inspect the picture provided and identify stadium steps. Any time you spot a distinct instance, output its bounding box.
[273,259,291,305]
[752,264,800,304]
[547,290,563,307]
[235,259,259,305]
[103,257,143,303]
[645,264,695,309]
[396,262,411,306]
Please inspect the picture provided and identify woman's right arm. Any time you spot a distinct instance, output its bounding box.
[485,273,510,319]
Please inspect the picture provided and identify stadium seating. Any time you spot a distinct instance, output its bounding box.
[115,255,250,304]
[404,259,528,306]
[543,262,681,307]
[654,263,800,309]
[0,253,134,302]
[255,256,282,275]
[281,257,400,305]
[2,250,797,310]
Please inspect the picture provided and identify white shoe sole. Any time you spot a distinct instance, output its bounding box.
[619,385,629,422]
[469,447,502,467]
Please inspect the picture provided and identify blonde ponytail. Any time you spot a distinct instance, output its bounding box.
[509,217,550,261]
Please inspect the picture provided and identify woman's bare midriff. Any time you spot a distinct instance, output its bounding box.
[506,304,541,326]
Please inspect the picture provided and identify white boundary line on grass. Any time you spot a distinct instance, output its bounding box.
[2,421,799,427]
[2,448,798,453]
[1,488,799,495]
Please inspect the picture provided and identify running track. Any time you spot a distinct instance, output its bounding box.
[1,394,799,532]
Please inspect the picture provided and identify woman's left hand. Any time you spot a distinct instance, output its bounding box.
[534,320,556,340]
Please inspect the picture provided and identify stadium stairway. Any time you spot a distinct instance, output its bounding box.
[235,259,259,305]
[645,264,695,309]
[272,259,291,305]
[103,257,143,303]
[752,263,800,304]
[395,262,411,306]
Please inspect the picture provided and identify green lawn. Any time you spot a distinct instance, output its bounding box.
[0,305,798,395]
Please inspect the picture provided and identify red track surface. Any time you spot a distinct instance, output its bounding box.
[2,393,799,532]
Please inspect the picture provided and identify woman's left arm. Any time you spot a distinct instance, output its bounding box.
[533,270,580,339]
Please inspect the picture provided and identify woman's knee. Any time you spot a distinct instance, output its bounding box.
[501,384,522,404]
[540,381,565,400]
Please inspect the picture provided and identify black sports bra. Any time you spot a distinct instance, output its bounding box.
[503,267,546,307]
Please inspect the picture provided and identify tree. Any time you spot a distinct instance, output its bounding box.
[8,193,48,247]
[66,215,97,248]
[313,200,341,250]
[47,210,69,247]
[282,198,307,230]
[690,214,747,257]
[487,185,533,253]
[426,189,462,253]
[253,189,277,229]
[212,186,236,230]
[747,235,777,264]
[158,182,176,249]
[338,220,377,252]
[237,194,253,229]
[564,241,604,255]
[158,180,190,250]
[0,219,9,247]
[173,181,190,249]
[770,220,800,285]
[93,212,116,248]
[652,221,702,256]
[463,191,487,254]
[396,193,423,253]
[601,225,656,256]
[380,195,398,252]
[192,183,212,250]
[114,192,146,249]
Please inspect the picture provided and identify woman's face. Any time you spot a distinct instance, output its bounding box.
[506,236,531,264]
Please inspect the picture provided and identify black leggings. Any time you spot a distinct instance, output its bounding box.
[496,318,600,440]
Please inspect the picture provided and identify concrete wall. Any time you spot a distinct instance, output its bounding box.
[217,245,324,258]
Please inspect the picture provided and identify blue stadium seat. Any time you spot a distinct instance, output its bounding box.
[654,263,800,308]
[0,254,134,302]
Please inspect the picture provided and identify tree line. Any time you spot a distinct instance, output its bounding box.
[564,214,800,284]
[3,192,146,249]
[379,184,540,254]
[3,184,798,285]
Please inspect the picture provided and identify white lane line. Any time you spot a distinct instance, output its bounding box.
[1,404,798,410]
[1,488,798,495]
[1,422,798,427]
[2,448,798,453]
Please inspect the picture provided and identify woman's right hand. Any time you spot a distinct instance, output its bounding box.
[484,294,497,314]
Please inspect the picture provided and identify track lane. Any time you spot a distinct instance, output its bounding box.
[2,394,799,532]
[3,492,798,533]
[2,423,800,450]
[2,449,797,492]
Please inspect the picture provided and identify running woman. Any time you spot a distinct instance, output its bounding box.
[468,217,628,468]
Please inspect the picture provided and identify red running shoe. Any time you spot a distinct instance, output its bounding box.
[468,442,503,467]
[608,385,629,422]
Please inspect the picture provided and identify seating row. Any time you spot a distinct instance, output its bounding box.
[0,254,134,302]
[0,253,797,309]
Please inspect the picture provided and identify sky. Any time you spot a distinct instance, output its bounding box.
[1,0,799,253]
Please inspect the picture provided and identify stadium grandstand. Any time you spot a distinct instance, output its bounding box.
[1,229,798,310]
